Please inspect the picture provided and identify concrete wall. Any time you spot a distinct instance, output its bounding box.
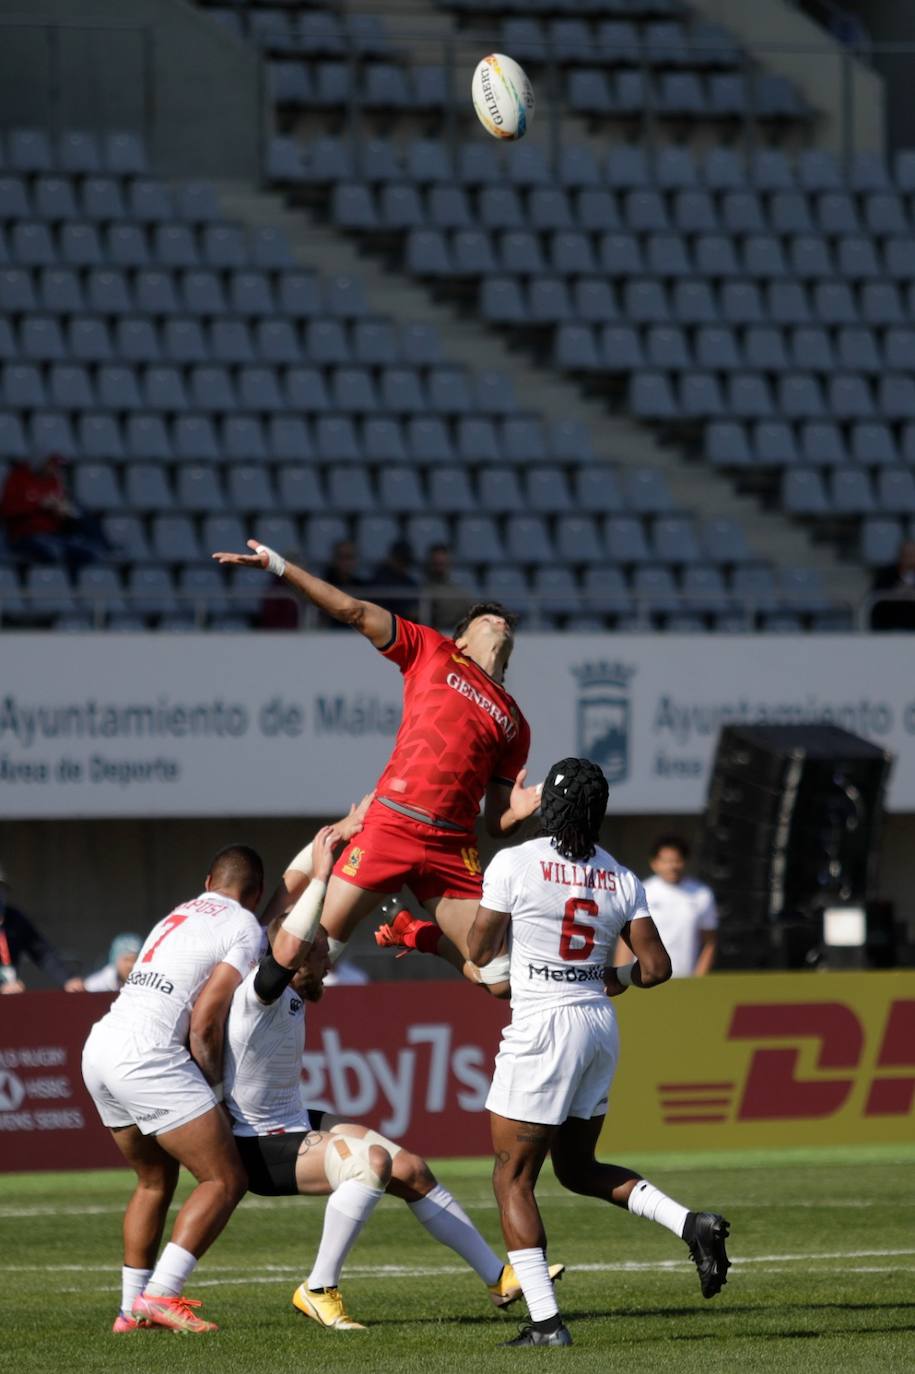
[0,0,261,178]
[837,1,915,151]
[2,811,912,986]
[696,0,884,155]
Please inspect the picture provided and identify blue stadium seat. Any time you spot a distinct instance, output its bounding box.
[782,467,830,514]
[474,467,520,514]
[407,417,453,464]
[378,464,424,511]
[277,465,323,512]
[457,417,502,465]
[125,414,172,461]
[362,416,406,464]
[431,466,478,513]
[238,366,285,413]
[316,415,361,463]
[506,417,551,465]
[151,515,203,564]
[125,463,174,512]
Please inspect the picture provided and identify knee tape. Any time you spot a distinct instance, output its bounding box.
[477,952,511,985]
[324,1133,389,1192]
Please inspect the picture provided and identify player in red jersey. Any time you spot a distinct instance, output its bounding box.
[212,539,541,994]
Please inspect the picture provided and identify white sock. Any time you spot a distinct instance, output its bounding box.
[507,1246,559,1323]
[307,1179,384,1289]
[627,1179,690,1238]
[121,1265,150,1314]
[146,1242,197,1297]
[409,1184,503,1286]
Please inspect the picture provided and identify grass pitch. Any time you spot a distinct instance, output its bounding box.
[2,1145,913,1374]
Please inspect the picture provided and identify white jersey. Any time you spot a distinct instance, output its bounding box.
[482,835,651,1012]
[642,875,717,978]
[224,969,309,1136]
[100,892,262,1056]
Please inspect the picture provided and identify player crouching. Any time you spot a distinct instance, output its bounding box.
[223,827,563,1330]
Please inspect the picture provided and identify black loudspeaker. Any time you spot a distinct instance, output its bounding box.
[699,725,893,970]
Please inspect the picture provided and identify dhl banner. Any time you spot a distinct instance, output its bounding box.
[0,972,912,1172]
[599,970,915,1152]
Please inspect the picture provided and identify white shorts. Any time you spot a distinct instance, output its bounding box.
[485,1001,619,1126]
[82,1020,217,1137]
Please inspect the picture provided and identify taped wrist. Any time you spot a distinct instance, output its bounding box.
[615,962,636,988]
[255,543,286,578]
[280,878,327,944]
[286,840,315,878]
[477,952,511,985]
[254,951,296,1003]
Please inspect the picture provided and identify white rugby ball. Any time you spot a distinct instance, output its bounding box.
[471,53,535,141]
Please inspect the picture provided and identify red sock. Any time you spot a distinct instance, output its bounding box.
[408,921,443,956]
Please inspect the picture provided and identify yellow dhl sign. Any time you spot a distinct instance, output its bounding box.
[599,971,915,1152]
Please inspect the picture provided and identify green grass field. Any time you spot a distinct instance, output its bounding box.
[2,1145,913,1373]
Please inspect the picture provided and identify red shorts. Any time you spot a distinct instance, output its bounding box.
[332,801,483,903]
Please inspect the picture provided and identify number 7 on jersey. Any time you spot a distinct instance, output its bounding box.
[142,913,188,963]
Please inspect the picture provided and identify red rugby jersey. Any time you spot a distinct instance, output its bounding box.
[374,618,530,831]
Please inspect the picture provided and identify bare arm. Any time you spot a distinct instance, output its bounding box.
[693,928,717,977]
[188,961,243,1088]
[605,915,672,995]
[467,904,511,967]
[212,540,394,648]
[484,769,542,838]
[270,826,339,968]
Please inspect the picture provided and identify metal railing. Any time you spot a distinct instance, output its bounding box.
[0,584,860,633]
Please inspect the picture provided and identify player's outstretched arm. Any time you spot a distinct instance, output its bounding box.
[259,793,375,929]
[484,769,542,837]
[606,916,672,995]
[189,962,244,1090]
[211,539,394,646]
[467,904,510,968]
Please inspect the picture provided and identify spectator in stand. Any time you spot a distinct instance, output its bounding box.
[372,539,419,621]
[84,933,144,993]
[319,539,366,629]
[636,836,718,979]
[870,540,915,632]
[422,543,471,630]
[0,863,84,993]
[0,453,108,570]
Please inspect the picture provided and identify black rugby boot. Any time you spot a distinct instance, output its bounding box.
[503,1322,573,1347]
[684,1211,731,1299]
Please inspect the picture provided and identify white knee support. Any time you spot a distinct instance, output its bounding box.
[477,952,511,985]
[323,1133,389,1192]
[328,1126,398,1159]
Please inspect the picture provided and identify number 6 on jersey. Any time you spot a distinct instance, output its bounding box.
[559,898,598,962]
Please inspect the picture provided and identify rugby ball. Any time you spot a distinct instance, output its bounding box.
[471,53,535,141]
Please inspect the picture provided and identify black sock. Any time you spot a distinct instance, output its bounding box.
[531,1314,562,1335]
[682,1212,697,1244]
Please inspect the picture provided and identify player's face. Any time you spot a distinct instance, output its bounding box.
[652,846,686,884]
[459,613,514,660]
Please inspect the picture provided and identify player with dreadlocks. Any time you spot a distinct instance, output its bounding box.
[467,757,732,1348]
